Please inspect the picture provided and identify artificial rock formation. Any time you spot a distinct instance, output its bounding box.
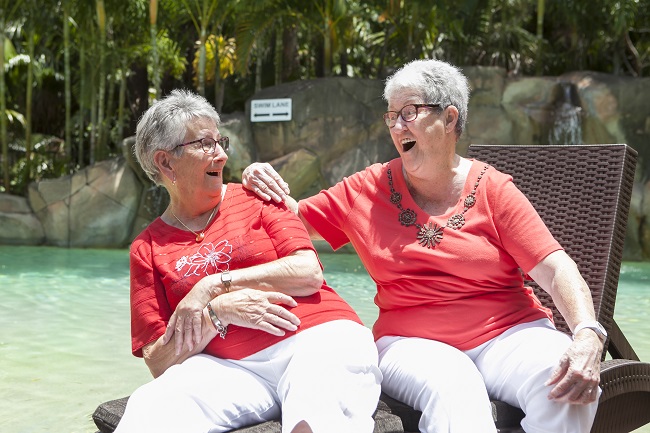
[2,69,649,257]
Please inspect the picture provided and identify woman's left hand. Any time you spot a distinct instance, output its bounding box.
[162,277,216,355]
[545,331,603,404]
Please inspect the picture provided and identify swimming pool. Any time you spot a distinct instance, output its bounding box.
[1,246,648,432]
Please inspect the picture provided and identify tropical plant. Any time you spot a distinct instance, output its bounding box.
[180,0,220,96]
[1,0,26,192]
[192,34,237,111]
[0,0,649,195]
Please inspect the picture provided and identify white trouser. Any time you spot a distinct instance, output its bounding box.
[115,320,382,433]
[377,319,599,433]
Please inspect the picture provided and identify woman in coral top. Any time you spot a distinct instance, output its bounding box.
[243,60,604,433]
[115,90,381,433]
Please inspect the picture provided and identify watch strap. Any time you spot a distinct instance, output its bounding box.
[573,320,607,342]
[221,270,232,293]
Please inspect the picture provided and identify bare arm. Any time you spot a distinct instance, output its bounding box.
[145,289,301,377]
[166,249,323,354]
[143,307,216,378]
[241,162,323,241]
[527,250,602,404]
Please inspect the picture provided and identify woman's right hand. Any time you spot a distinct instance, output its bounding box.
[242,162,291,203]
[213,288,301,335]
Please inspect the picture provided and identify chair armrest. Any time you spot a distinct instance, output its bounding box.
[592,359,650,433]
[607,320,639,361]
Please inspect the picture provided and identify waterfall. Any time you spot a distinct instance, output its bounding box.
[548,82,583,145]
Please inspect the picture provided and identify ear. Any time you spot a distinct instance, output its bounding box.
[444,105,459,132]
[154,150,175,184]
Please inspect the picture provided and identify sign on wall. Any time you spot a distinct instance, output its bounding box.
[250,98,292,122]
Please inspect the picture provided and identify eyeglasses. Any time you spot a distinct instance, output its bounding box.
[383,104,441,128]
[175,136,230,154]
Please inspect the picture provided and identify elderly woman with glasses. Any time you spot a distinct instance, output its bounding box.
[115,89,381,433]
[241,60,603,433]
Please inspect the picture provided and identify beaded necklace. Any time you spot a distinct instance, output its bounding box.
[387,163,490,248]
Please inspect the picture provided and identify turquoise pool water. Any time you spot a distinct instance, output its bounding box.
[0,245,648,433]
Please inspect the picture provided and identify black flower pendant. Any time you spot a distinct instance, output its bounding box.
[399,208,418,226]
[387,163,490,249]
[417,222,444,248]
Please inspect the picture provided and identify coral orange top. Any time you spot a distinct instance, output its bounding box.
[299,158,559,350]
[130,184,362,360]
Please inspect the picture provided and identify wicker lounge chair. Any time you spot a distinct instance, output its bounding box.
[92,396,404,433]
[380,143,650,433]
[93,143,650,433]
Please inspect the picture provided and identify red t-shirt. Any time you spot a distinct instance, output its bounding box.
[299,158,560,350]
[130,183,361,360]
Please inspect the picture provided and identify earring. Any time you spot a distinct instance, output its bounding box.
[172,174,176,185]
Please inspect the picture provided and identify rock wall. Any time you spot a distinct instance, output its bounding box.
[2,68,649,258]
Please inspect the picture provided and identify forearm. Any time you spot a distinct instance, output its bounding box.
[143,308,217,378]
[529,250,596,330]
[199,249,324,300]
[232,250,323,295]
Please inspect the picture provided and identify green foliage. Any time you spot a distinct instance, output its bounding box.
[9,134,67,194]
[192,34,236,86]
[145,29,188,81]
[1,0,649,193]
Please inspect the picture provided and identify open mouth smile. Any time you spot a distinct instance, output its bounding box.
[402,139,416,152]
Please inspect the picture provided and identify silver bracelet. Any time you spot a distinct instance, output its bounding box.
[206,301,228,339]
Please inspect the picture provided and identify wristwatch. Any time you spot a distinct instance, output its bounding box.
[573,321,607,343]
[221,270,232,293]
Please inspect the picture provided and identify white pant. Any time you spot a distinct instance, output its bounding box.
[116,320,382,433]
[377,319,599,433]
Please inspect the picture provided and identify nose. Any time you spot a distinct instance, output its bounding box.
[211,145,228,164]
[392,115,409,131]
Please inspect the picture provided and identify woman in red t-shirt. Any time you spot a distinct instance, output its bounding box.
[115,90,381,433]
[242,60,604,433]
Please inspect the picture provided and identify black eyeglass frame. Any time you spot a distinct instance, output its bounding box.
[174,136,230,154]
[383,104,442,128]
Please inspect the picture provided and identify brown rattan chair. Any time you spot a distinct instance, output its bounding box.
[93,144,650,433]
[381,143,650,433]
[93,395,404,433]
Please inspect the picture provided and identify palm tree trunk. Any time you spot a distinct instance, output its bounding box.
[25,28,34,180]
[90,81,97,165]
[63,4,72,167]
[149,0,160,104]
[117,59,127,145]
[274,29,282,85]
[535,0,545,76]
[0,23,8,191]
[198,26,207,96]
[255,43,263,92]
[213,45,223,112]
[79,39,86,167]
[96,0,107,160]
[323,0,332,76]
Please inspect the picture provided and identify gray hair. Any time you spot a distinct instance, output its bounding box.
[383,59,470,137]
[134,89,221,184]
